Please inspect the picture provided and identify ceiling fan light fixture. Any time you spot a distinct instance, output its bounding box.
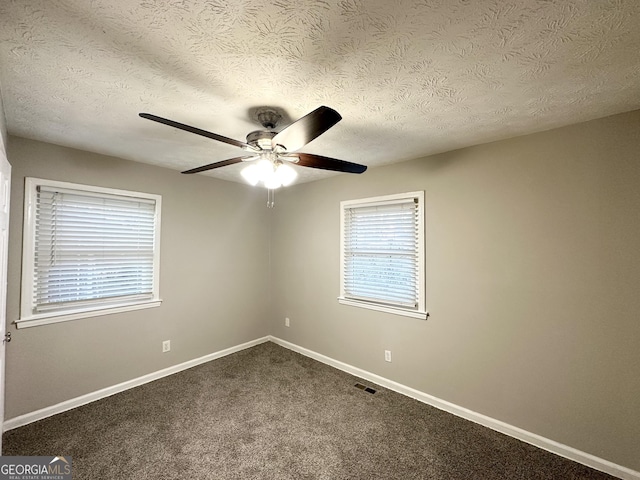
[263,174,282,190]
[240,159,270,186]
[276,162,297,187]
[240,164,260,186]
[240,159,297,189]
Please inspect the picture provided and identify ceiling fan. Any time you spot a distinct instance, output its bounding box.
[139,106,367,190]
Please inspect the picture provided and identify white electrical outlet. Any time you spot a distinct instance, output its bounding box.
[384,350,392,362]
[285,317,290,327]
[162,340,171,353]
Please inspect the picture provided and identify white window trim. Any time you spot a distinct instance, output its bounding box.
[338,191,427,320]
[17,178,162,329]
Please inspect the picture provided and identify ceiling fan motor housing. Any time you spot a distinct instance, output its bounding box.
[255,108,282,129]
[246,130,277,150]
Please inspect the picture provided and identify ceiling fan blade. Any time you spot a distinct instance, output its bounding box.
[271,106,341,152]
[181,156,257,174]
[140,113,253,150]
[294,153,367,174]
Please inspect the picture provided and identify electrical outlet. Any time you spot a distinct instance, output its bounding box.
[384,350,392,362]
[285,317,290,327]
[162,340,170,353]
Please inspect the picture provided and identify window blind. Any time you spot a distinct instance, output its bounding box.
[343,199,419,308]
[32,185,157,314]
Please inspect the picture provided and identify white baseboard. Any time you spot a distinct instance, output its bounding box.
[269,336,639,480]
[4,335,637,480]
[3,336,270,432]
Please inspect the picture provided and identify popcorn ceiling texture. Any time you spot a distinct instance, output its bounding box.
[1,0,639,184]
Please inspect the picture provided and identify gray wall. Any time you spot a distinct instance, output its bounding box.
[3,110,639,471]
[5,136,271,419]
[270,110,640,471]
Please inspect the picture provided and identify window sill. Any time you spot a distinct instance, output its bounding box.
[15,299,163,329]
[338,297,428,320]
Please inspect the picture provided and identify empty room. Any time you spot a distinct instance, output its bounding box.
[0,0,638,478]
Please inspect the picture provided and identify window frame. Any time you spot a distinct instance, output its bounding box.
[338,191,427,320]
[17,177,162,329]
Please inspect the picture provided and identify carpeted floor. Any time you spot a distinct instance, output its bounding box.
[3,342,617,479]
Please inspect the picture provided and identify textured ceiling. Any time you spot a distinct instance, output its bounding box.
[1,0,640,185]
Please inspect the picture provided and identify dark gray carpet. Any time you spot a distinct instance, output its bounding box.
[3,342,617,479]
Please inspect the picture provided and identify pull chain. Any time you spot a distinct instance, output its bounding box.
[267,188,275,208]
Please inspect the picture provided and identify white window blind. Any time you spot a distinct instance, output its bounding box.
[20,178,162,327]
[340,192,426,319]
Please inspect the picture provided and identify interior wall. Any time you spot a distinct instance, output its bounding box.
[270,109,640,472]
[5,136,271,419]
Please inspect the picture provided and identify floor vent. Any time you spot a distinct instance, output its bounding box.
[355,383,376,394]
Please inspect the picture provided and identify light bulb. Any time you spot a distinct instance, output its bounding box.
[263,176,282,189]
[255,159,274,177]
[275,162,297,186]
[240,163,261,186]
[240,159,297,189]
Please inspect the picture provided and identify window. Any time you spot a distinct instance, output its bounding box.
[18,178,162,328]
[339,191,427,319]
